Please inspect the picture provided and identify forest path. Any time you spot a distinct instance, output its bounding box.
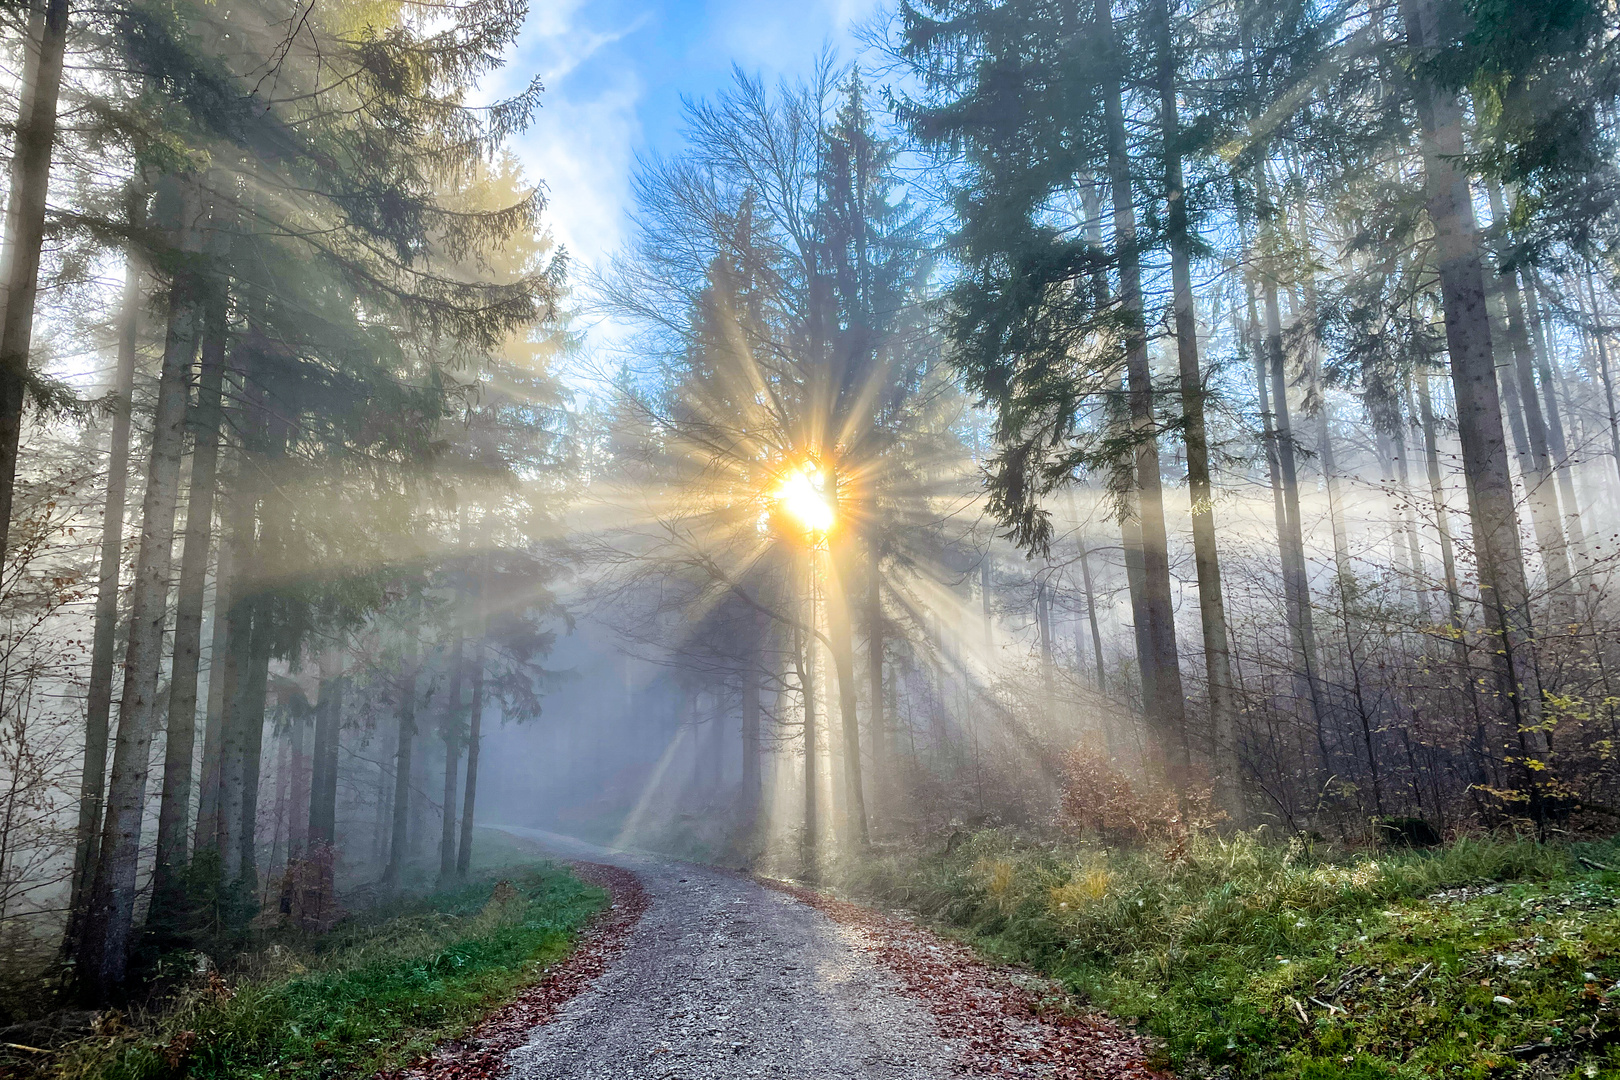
[493,826,965,1080]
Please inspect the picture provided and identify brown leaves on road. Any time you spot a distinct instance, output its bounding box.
[376,863,649,1080]
[763,879,1167,1080]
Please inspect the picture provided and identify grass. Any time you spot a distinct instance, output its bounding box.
[48,835,605,1080]
[835,829,1620,1079]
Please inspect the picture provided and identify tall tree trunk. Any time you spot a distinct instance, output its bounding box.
[1402,0,1549,823]
[77,183,203,996]
[1522,281,1586,555]
[1581,276,1620,488]
[308,654,342,849]
[827,470,868,847]
[865,537,884,814]
[69,187,142,943]
[438,635,463,883]
[455,642,483,877]
[234,597,273,889]
[1488,182,1573,611]
[1258,243,1330,747]
[740,656,762,824]
[1078,542,1106,695]
[193,533,233,853]
[153,279,228,901]
[216,498,256,879]
[288,702,309,859]
[383,633,419,892]
[1153,0,1238,811]
[0,0,69,564]
[1098,0,1187,771]
[1388,400,1432,620]
[797,589,820,880]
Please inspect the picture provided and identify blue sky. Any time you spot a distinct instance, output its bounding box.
[491,0,885,325]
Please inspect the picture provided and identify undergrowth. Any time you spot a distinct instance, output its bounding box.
[837,830,1620,1079]
[42,855,604,1080]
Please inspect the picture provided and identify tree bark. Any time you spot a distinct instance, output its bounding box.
[288,703,309,859]
[1487,183,1572,611]
[153,279,228,900]
[216,502,256,879]
[1259,246,1329,745]
[68,188,142,941]
[383,632,419,891]
[438,635,463,883]
[740,657,762,822]
[797,593,820,880]
[1097,0,1187,771]
[308,654,342,849]
[827,470,869,847]
[1522,281,1586,555]
[865,537,884,813]
[1153,0,1238,810]
[455,642,483,877]
[193,512,235,854]
[0,0,69,565]
[1401,0,1549,823]
[234,597,274,888]
[78,182,203,996]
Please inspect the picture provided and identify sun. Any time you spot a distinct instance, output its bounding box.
[774,465,835,536]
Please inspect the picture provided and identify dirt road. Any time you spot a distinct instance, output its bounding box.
[496,827,960,1079]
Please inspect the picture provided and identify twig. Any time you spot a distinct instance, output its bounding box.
[2,1043,49,1054]
[1308,996,1344,1015]
[1286,996,1310,1024]
[1578,856,1613,872]
[1402,962,1433,991]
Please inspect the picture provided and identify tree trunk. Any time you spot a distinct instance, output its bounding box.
[216,509,256,879]
[383,633,419,891]
[1522,281,1586,555]
[288,703,309,859]
[0,0,69,565]
[77,183,203,996]
[865,537,884,814]
[1097,0,1187,771]
[1581,276,1620,488]
[797,597,819,880]
[740,657,762,823]
[1401,0,1549,823]
[1257,215,1329,753]
[68,188,142,942]
[193,500,236,855]
[455,642,483,877]
[153,279,228,901]
[1078,542,1106,695]
[438,635,463,883]
[1387,399,1432,620]
[308,654,342,849]
[1488,183,1573,612]
[1153,0,1238,810]
[827,472,869,847]
[234,597,274,889]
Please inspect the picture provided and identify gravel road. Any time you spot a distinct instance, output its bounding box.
[496,826,964,1080]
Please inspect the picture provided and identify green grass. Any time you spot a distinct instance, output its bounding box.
[835,830,1620,1079]
[55,847,605,1080]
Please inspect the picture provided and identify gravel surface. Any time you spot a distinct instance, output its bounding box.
[496,827,965,1080]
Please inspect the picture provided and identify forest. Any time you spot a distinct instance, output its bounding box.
[1,0,1620,1074]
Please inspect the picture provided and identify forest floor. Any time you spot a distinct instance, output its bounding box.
[483,826,1162,1079]
[831,830,1620,1080]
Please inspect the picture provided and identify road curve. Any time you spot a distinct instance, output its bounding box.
[495,826,964,1080]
